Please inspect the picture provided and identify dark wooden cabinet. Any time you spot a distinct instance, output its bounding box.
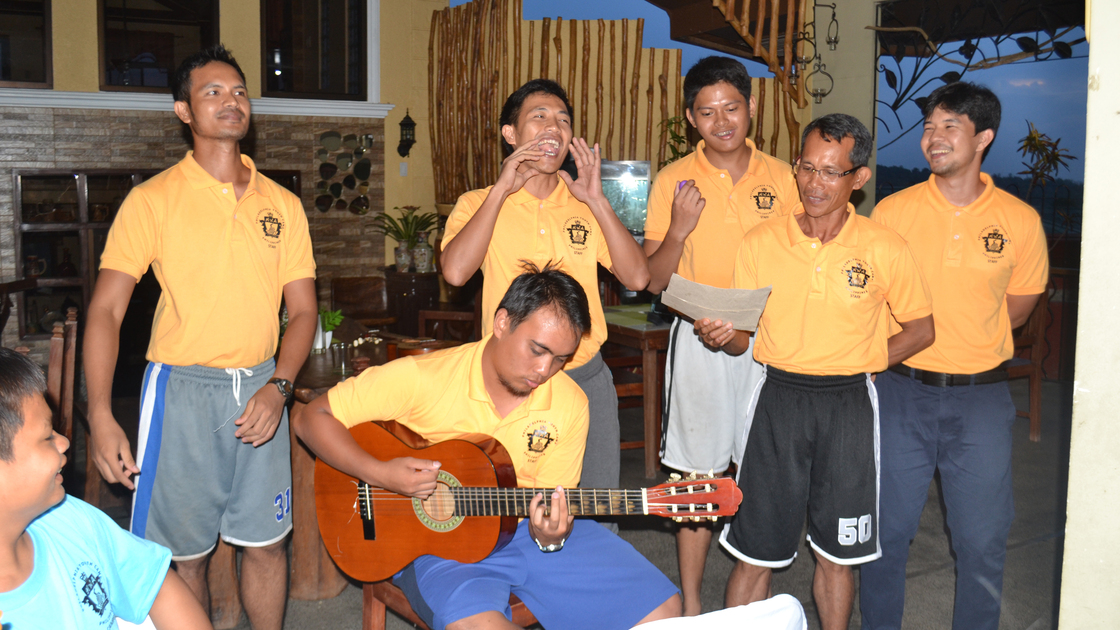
[384,266,438,337]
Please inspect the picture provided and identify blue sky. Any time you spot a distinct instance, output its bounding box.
[453,0,1088,181]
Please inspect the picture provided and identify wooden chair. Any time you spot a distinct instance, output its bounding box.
[362,581,536,630]
[330,276,398,329]
[1007,290,1050,442]
[418,300,482,342]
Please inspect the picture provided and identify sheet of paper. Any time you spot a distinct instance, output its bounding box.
[660,273,771,331]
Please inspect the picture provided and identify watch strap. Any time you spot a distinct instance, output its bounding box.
[533,536,565,553]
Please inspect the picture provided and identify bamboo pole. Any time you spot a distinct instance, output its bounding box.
[513,0,521,86]
[754,77,766,152]
[783,82,800,160]
[568,18,577,110]
[528,21,535,81]
[540,18,550,79]
[428,10,441,202]
[645,50,654,162]
[606,21,615,159]
[595,19,604,143]
[768,0,780,73]
[554,17,563,85]
[581,20,590,136]
[619,20,628,158]
[752,0,765,57]
[629,20,644,159]
[770,77,781,158]
[657,49,669,168]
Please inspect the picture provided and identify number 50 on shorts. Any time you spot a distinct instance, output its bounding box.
[838,514,873,546]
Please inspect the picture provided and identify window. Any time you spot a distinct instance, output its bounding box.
[0,0,51,88]
[262,0,367,100]
[100,0,218,91]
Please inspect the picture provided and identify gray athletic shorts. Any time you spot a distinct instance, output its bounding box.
[660,317,765,474]
[129,359,293,560]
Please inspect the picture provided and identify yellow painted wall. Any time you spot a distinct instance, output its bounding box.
[51,0,99,91]
[380,0,447,263]
[220,0,262,98]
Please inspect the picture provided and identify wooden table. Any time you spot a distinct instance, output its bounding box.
[604,304,670,479]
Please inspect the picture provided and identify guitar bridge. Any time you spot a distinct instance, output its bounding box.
[357,482,376,541]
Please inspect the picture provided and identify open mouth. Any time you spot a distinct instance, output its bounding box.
[536,137,562,157]
[713,129,736,141]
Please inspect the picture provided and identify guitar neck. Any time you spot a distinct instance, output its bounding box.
[451,487,649,517]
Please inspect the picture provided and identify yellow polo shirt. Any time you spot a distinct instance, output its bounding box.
[644,139,798,288]
[871,174,1049,373]
[442,180,612,370]
[328,338,589,489]
[734,205,932,375]
[100,152,316,369]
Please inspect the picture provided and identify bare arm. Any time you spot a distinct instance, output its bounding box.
[234,277,317,446]
[294,395,441,498]
[83,269,140,489]
[887,314,935,367]
[643,181,705,293]
[148,568,213,630]
[440,139,548,285]
[560,138,649,290]
[1007,293,1042,329]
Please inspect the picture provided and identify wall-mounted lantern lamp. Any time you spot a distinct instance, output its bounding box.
[397,109,416,157]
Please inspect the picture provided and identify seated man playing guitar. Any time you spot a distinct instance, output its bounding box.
[295,263,682,630]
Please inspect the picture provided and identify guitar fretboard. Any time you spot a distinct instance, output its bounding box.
[450,487,647,517]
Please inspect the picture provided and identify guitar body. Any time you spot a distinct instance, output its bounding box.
[314,421,520,582]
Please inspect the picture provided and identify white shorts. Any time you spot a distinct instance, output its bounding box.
[659,317,764,473]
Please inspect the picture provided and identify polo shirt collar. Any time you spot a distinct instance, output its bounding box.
[785,202,860,247]
[925,172,994,215]
[180,151,270,198]
[692,138,762,179]
[467,335,554,411]
[506,177,570,208]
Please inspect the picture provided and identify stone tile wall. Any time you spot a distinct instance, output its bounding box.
[0,107,386,351]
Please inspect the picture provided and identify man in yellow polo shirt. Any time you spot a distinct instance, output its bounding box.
[83,46,318,629]
[441,79,650,496]
[859,83,1049,630]
[697,114,934,630]
[294,266,680,629]
[642,55,798,615]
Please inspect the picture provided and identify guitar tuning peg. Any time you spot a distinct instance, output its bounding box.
[707,469,715,478]
[669,473,682,481]
[687,471,698,480]
[710,516,719,522]
[673,516,684,523]
[691,516,702,522]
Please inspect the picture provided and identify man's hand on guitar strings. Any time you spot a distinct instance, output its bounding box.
[528,486,574,548]
[375,456,441,498]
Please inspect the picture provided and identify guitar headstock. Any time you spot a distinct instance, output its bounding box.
[646,473,743,522]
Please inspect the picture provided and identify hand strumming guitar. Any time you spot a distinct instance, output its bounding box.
[373,457,441,499]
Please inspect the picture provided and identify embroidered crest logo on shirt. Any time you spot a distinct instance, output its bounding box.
[978,225,1009,260]
[563,217,590,253]
[257,208,284,248]
[841,258,875,297]
[522,421,559,462]
[751,185,779,218]
[71,561,112,625]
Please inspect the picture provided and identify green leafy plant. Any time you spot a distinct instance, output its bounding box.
[319,308,344,333]
[1017,121,1076,204]
[372,205,438,248]
[658,116,693,168]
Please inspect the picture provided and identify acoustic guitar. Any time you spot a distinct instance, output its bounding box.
[314,421,743,582]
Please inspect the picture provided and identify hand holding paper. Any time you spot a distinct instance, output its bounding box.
[659,273,771,331]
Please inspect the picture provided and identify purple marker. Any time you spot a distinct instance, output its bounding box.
[678,180,687,191]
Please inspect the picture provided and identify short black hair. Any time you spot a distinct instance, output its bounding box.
[171,44,247,103]
[496,261,591,338]
[801,113,873,169]
[923,81,1001,159]
[684,56,752,112]
[0,348,47,462]
[499,79,574,155]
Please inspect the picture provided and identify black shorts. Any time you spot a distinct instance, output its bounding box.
[719,366,881,567]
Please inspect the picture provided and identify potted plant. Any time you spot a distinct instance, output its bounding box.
[373,206,438,271]
[319,308,343,348]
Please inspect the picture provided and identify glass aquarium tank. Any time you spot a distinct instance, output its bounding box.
[600,161,650,237]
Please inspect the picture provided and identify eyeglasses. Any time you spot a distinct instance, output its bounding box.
[794,162,858,183]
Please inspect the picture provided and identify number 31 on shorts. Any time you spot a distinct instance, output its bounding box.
[274,487,292,522]
[838,514,873,546]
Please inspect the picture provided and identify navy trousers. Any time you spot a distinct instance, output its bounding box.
[859,369,1016,630]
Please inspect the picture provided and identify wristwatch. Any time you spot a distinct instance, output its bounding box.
[533,535,566,553]
[268,377,293,402]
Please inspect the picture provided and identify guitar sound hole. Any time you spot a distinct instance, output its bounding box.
[420,481,456,521]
